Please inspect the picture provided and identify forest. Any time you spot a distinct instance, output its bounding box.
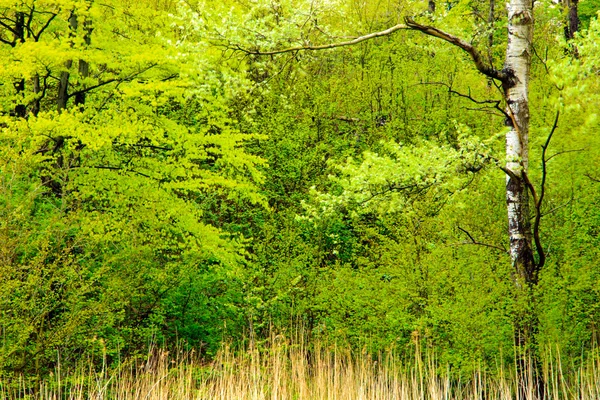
[1,0,600,398]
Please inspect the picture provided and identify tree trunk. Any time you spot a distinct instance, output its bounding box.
[74,17,92,107]
[57,13,78,111]
[13,12,26,118]
[504,0,535,290]
[564,0,580,40]
[502,0,543,397]
[32,74,41,117]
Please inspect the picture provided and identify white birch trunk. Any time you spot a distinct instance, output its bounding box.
[503,1,544,397]
[504,0,535,287]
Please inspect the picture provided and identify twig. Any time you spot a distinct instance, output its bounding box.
[546,148,586,162]
[585,173,600,183]
[540,198,577,218]
[457,226,508,254]
[420,81,509,120]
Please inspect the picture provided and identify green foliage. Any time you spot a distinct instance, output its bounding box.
[1,0,600,382]
[0,0,263,375]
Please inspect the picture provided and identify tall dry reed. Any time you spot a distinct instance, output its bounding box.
[1,336,599,399]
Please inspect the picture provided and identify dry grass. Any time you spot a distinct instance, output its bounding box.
[1,336,599,400]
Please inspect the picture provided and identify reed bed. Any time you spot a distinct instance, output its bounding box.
[1,337,599,400]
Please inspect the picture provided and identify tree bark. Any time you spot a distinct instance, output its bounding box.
[504,0,535,288]
[502,0,544,397]
[74,17,92,107]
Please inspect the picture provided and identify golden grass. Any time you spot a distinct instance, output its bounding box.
[1,337,599,400]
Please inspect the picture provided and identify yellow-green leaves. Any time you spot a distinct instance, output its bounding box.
[306,131,494,218]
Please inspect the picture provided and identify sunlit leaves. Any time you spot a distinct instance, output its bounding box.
[305,129,494,218]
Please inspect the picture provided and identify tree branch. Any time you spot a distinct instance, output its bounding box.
[457,225,508,254]
[92,165,152,179]
[421,81,509,119]
[498,165,519,182]
[0,36,14,46]
[535,110,560,270]
[585,173,600,183]
[546,148,586,162]
[0,19,18,43]
[232,23,409,55]
[404,17,508,82]
[229,17,508,86]
[522,111,559,271]
[33,12,58,42]
[67,78,118,99]
[68,64,157,100]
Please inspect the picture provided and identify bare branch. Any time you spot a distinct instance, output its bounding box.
[541,198,577,218]
[404,17,508,82]
[523,110,560,271]
[227,16,508,88]
[92,165,152,179]
[0,36,14,46]
[421,81,509,119]
[585,173,600,183]
[68,63,158,100]
[233,23,409,55]
[457,226,508,254]
[0,18,16,32]
[67,78,118,99]
[420,81,497,104]
[33,12,58,42]
[358,182,433,206]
